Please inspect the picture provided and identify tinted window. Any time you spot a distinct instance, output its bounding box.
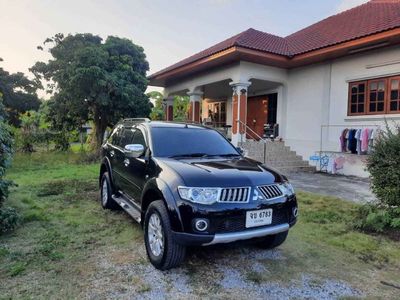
[151,127,239,157]
[109,126,123,146]
[132,130,146,147]
[119,128,135,148]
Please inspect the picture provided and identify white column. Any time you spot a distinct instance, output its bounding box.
[229,81,251,146]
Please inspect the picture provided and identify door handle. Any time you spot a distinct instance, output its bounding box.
[124,158,130,167]
[110,150,115,157]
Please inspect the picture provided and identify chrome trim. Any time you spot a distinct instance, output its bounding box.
[257,184,283,200]
[218,187,251,203]
[203,223,289,245]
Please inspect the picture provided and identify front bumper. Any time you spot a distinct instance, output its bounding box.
[172,223,289,246]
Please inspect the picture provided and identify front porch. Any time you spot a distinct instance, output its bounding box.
[163,75,285,146]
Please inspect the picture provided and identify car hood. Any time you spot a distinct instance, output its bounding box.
[156,157,284,187]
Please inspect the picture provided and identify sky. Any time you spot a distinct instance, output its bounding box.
[0,0,369,95]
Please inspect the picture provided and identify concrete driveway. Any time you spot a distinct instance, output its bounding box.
[288,172,376,203]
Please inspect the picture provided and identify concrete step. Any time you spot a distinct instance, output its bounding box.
[241,139,314,173]
[267,160,310,167]
[274,166,316,174]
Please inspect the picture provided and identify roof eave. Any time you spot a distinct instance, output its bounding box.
[148,27,400,87]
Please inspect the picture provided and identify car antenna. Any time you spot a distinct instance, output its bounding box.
[184,123,188,128]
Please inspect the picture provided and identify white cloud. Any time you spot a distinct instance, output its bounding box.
[336,0,369,13]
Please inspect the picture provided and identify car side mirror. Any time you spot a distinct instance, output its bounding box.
[124,144,145,158]
[236,147,244,155]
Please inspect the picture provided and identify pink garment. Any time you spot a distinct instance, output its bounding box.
[361,128,369,152]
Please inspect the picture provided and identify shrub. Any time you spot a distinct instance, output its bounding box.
[0,206,20,233]
[0,95,13,205]
[356,122,400,234]
[0,94,19,233]
[354,205,400,233]
[366,122,400,207]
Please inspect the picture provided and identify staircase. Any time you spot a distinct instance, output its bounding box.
[239,140,316,173]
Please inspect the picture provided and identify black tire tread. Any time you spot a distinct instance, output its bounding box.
[100,172,119,210]
[145,200,186,270]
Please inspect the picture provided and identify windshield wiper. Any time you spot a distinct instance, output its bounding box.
[169,153,211,158]
[216,153,241,157]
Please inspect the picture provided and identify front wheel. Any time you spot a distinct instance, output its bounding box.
[256,230,288,249]
[144,200,186,270]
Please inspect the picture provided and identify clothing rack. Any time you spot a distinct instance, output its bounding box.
[319,124,381,157]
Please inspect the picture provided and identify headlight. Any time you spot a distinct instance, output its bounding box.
[178,187,221,204]
[279,182,295,196]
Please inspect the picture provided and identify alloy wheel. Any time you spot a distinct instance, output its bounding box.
[147,213,164,257]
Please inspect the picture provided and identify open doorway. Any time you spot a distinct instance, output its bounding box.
[246,93,277,138]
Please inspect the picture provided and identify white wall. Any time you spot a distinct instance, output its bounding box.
[284,45,400,177]
[162,46,400,177]
[284,63,331,158]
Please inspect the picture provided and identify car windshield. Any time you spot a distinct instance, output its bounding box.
[151,127,240,158]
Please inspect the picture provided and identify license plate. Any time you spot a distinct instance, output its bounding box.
[245,209,273,228]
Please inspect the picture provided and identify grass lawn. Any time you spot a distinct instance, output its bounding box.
[1,151,399,299]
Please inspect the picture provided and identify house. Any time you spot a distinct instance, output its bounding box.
[148,0,400,177]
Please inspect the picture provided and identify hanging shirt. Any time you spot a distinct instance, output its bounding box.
[348,129,358,154]
[340,128,348,152]
[355,129,362,155]
[361,128,369,153]
[368,128,374,153]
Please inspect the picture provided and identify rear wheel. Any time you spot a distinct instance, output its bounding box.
[144,200,186,270]
[256,230,288,249]
[100,172,118,210]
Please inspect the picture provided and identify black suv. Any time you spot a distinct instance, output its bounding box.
[99,119,298,270]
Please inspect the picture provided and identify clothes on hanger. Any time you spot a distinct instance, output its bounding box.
[339,127,378,155]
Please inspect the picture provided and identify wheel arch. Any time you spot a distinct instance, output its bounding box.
[141,178,183,232]
[99,157,114,187]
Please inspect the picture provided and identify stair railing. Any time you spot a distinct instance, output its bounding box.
[237,120,267,164]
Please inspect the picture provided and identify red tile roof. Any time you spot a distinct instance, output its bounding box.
[150,0,400,78]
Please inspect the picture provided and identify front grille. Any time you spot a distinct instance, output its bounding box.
[213,208,289,234]
[258,184,283,200]
[219,187,250,203]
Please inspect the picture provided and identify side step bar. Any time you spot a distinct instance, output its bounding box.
[112,194,141,223]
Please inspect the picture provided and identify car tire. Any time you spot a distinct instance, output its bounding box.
[256,230,288,249]
[100,172,118,210]
[144,200,186,270]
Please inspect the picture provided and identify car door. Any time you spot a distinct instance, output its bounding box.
[107,125,124,190]
[122,128,149,204]
[115,127,135,195]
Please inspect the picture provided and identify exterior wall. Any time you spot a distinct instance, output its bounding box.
[284,45,400,177]
[161,45,400,177]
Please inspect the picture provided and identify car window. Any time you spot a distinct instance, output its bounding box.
[109,126,122,146]
[150,127,239,157]
[119,128,136,148]
[132,129,146,147]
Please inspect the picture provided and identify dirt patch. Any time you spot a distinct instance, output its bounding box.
[81,243,362,300]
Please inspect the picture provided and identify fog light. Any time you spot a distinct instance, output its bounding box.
[194,219,208,232]
[293,207,299,218]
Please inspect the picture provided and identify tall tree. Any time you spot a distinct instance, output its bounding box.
[31,33,151,150]
[0,58,41,125]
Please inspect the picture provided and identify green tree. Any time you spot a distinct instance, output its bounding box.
[148,91,164,120]
[0,58,41,125]
[31,33,151,150]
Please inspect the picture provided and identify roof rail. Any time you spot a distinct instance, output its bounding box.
[121,118,151,126]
